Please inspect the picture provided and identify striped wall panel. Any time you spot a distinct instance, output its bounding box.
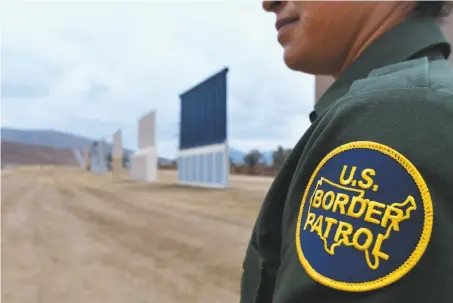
[177,143,228,188]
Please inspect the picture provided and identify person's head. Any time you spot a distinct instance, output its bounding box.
[262,1,453,76]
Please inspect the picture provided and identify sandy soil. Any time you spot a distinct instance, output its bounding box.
[1,166,272,303]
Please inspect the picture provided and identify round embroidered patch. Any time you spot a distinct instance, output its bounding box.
[296,141,433,292]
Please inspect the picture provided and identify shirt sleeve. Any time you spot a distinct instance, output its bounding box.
[272,90,453,303]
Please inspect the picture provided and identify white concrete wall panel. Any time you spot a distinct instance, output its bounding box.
[73,148,85,167]
[112,129,123,159]
[129,147,157,182]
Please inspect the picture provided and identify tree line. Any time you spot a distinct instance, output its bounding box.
[233,146,293,175]
[97,145,293,177]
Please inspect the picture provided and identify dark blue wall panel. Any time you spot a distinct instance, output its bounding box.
[179,67,228,150]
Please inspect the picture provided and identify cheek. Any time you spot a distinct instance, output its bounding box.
[299,3,356,47]
[280,2,371,73]
[281,17,346,72]
[281,21,318,62]
[286,12,352,58]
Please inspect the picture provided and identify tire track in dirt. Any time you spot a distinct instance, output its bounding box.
[84,177,263,226]
[34,175,161,303]
[2,178,44,303]
[3,167,267,303]
[1,176,37,213]
[84,185,254,229]
[57,172,245,302]
[4,169,163,303]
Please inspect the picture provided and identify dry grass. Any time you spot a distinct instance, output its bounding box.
[1,166,273,303]
[1,141,78,167]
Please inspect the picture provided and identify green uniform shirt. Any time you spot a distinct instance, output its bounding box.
[240,17,453,303]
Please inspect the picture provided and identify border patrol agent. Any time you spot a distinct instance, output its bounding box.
[240,1,453,303]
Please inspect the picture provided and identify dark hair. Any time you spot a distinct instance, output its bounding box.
[412,1,453,21]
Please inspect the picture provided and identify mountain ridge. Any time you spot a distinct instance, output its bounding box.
[1,127,274,164]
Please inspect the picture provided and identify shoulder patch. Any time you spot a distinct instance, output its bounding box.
[296,141,433,292]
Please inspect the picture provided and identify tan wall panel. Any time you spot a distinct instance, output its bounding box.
[112,129,123,159]
[315,75,335,103]
[112,158,123,179]
[138,110,156,149]
[83,147,90,169]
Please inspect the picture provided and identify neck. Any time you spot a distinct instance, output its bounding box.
[332,3,414,79]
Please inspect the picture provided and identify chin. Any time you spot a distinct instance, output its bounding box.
[283,47,333,75]
[283,52,301,71]
[283,46,311,73]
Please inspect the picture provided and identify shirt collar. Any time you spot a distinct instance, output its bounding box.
[311,17,451,122]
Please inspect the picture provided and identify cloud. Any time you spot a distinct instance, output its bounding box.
[85,82,110,100]
[1,1,315,158]
[1,82,50,98]
[1,47,60,98]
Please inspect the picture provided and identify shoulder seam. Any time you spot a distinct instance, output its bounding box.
[324,87,453,121]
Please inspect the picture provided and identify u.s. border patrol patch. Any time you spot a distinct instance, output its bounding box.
[296,141,433,292]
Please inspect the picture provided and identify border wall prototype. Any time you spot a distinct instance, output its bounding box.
[315,75,334,103]
[89,140,108,174]
[177,67,229,188]
[83,147,90,170]
[112,129,123,178]
[129,110,157,182]
[72,148,85,168]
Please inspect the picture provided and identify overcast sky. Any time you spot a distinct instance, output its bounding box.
[1,1,315,158]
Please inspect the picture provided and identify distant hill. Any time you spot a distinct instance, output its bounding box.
[1,127,275,165]
[228,148,245,164]
[1,128,95,150]
[1,140,78,168]
[0,127,168,162]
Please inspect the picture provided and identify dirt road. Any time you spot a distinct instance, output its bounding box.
[1,166,271,303]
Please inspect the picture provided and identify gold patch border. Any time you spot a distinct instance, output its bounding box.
[295,141,433,292]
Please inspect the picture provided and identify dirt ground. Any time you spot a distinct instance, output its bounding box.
[1,166,273,303]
